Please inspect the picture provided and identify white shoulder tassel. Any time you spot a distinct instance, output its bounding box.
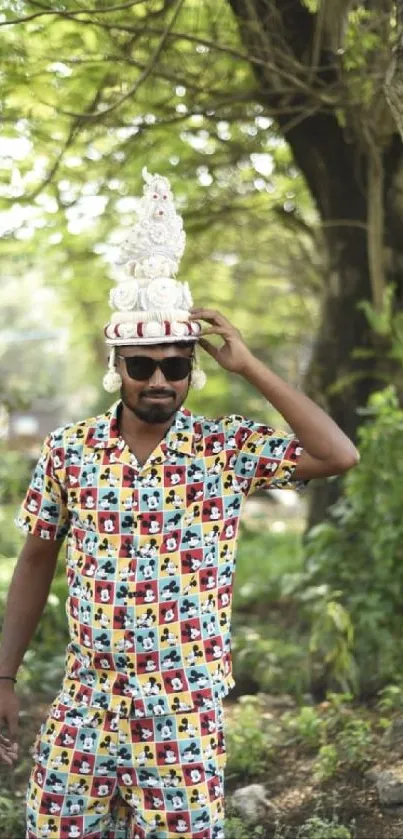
[103,346,122,393]
[191,367,207,390]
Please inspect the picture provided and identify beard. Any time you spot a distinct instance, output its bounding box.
[132,401,178,424]
[121,383,189,425]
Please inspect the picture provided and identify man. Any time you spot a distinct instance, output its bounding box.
[0,170,358,839]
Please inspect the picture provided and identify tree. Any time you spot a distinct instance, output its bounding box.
[226,0,403,523]
[1,0,402,523]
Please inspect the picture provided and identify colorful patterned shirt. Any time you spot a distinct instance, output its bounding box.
[16,400,304,717]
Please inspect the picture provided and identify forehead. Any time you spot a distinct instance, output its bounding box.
[119,343,194,358]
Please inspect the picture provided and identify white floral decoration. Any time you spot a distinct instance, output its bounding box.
[171,322,188,337]
[118,323,137,339]
[141,278,183,311]
[181,282,193,309]
[115,168,185,277]
[143,321,164,338]
[109,282,139,311]
[104,168,201,355]
[134,254,177,280]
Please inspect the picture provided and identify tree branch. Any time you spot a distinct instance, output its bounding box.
[41,0,186,122]
[0,0,145,26]
[312,0,354,60]
[384,1,403,138]
[24,84,107,201]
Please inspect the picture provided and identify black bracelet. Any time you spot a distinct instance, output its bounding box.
[0,676,17,683]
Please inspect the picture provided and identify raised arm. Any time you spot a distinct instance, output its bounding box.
[191,307,359,480]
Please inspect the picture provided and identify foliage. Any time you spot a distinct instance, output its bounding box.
[225,696,275,782]
[0,272,68,414]
[0,794,26,839]
[281,705,324,749]
[303,385,403,693]
[233,525,304,609]
[307,593,357,694]
[225,811,354,839]
[232,624,311,698]
[313,744,339,783]
[0,449,33,506]
[282,693,373,782]
[0,508,69,694]
[358,283,403,366]
[0,0,322,421]
[224,815,265,839]
[377,682,403,713]
[336,718,372,766]
[297,816,353,839]
[0,505,24,561]
[22,561,69,694]
[0,1,402,547]
[227,525,357,698]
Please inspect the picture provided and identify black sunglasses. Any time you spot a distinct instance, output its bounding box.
[117,354,193,382]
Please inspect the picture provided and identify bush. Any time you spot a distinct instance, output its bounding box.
[281,705,324,749]
[234,526,303,611]
[224,815,265,839]
[303,386,403,694]
[0,794,26,839]
[0,446,33,505]
[0,523,69,694]
[0,505,24,560]
[377,681,403,712]
[232,625,311,698]
[225,696,275,782]
[20,559,69,693]
[313,744,339,782]
[281,693,374,782]
[297,816,352,839]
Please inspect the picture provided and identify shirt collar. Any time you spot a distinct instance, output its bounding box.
[85,400,195,458]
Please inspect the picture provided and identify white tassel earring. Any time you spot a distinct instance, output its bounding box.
[103,346,123,393]
[191,354,207,390]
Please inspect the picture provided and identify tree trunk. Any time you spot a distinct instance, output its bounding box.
[385,1,403,139]
[228,0,403,526]
[284,129,403,527]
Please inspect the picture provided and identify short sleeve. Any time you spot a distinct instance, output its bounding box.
[14,434,70,541]
[227,416,306,498]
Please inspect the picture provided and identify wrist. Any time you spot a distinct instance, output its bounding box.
[0,679,16,691]
[236,352,262,378]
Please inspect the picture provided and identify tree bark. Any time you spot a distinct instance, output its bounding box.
[385,1,403,139]
[228,0,403,526]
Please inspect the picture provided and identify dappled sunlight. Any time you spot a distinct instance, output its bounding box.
[1,0,403,835]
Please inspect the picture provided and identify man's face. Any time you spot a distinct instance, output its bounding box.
[117,343,194,425]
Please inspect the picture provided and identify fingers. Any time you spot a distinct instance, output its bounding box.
[0,733,18,765]
[0,743,18,765]
[199,327,227,336]
[0,700,19,765]
[190,308,230,326]
[198,337,218,357]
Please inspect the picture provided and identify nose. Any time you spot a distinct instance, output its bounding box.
[148,364,167,387]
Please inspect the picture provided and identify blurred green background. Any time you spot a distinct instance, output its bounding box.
[2,2,403,836]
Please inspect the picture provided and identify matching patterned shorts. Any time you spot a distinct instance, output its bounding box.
[26,694,226,839]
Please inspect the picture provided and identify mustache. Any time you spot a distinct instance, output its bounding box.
[141,389,176,398]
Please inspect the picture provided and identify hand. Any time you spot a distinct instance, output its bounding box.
[190,308,255,374]
[0,683,19,766]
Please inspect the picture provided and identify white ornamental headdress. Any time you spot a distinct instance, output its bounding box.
[103,167,205,392]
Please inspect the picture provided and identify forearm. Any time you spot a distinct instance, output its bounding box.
[241,355,358,462]
[0,550,58,678]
